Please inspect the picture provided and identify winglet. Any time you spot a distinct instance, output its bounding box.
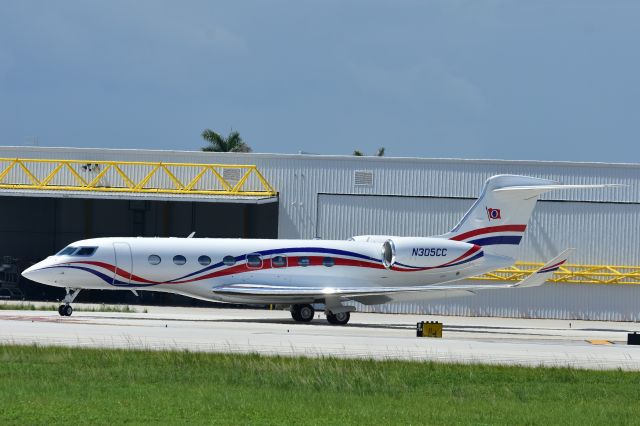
[513,248,574,288]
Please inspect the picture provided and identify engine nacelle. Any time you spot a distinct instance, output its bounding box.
[381,237,482,270]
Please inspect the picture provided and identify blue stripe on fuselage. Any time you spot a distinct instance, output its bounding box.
[467,236,522,246]
[168,246,381,282]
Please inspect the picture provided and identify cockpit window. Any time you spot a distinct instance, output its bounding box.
[56,246,97,256]
[74,247,98,257]
[57,246,77,256]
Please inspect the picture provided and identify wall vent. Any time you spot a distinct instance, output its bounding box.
[354,170,374,186]
[222,168,242,182]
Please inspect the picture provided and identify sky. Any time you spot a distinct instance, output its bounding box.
[0,0,639,162]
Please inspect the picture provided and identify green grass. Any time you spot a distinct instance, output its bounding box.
[0,302,145,313]
[0,345,639,425]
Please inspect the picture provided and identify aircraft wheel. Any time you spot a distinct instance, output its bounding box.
[63,305,73,317]
[291,304,314,322]
[58,305,65,316]
[326,311,350,325]
[290,307,301,321]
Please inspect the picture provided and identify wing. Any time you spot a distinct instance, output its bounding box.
[211,282,513,305]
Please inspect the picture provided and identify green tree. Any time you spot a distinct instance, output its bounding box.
[201,129,252,153]
[353,147,385,156]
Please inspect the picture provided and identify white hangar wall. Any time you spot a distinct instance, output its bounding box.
[2,146,639,320]
[3,146,638,238]
[316,195,640,265]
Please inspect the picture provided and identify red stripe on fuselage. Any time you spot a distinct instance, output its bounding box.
[65,249,481,287]
[70,261,156,284]
[171,256,387,284]
[451,225,527,241]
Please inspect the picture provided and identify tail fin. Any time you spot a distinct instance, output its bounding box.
[441,175,619,257]
[513,248,574,288]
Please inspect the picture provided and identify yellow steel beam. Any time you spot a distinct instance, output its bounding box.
[0,158,277,197]
[134,164,161,190]
[88,164,113,188]
[208,166,234,192]
[39,163,64,186]
[112,164,136,189]
[17,160,41,185]
[184,167,209,191]
[231,168,253,193]
[63,162,88,186]
[473,262,640,285]
[0,161,16,183]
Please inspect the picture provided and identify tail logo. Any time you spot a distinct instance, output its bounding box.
[486,207,501,220]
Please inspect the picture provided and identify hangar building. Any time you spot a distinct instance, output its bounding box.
[1,146,638,320]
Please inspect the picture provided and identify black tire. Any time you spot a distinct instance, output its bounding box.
[63,305,73,317]
[298,304,314,322]
[326,311,350,325]
[58,305,65,316]
[290,306,302,321]
[291,304,315,322]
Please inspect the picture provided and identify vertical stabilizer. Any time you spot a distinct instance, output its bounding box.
[441,175,556,257]
[441,175,619,257]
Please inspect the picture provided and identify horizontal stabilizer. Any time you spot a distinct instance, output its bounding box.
[493,184,625,199]
[512,248,574,288]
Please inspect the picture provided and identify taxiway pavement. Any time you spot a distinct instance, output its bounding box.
[1,304,639,370]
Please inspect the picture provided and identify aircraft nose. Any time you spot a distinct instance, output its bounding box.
[21,262,51,285]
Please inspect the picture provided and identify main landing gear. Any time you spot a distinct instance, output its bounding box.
[290,304,315,322]
[290,304,352,325]
[58,288,80,317]
[326,311,350,325]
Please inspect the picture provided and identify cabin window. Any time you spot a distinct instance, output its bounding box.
[57,246,77,256]
[298,256,310,267]
[173,255,187,265]
[198,255,211,266]
[246,254,262,268]
[323,257,335,267]
[148,255,161,265]
[272,255,287,268]
[74,247,97,257]
[223,256,236,266]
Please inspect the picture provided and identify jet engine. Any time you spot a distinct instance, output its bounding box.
[380,237,482,270]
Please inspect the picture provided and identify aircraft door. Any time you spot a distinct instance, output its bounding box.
[113,242,133,285]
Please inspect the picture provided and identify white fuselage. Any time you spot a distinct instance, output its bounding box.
[22,237,512,304]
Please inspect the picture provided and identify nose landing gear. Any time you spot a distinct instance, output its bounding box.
[58,288,80,317]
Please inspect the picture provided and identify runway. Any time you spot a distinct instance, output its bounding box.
[1,303,640,370]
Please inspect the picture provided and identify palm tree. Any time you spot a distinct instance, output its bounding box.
[353,147,385,156]
[201,129,252,153]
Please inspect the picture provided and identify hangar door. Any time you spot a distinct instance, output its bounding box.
[316,194,640,265]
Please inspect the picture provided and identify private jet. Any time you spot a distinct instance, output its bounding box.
[22,175,616,324]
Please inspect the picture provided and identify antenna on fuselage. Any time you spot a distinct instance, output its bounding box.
[187,232,196,238]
